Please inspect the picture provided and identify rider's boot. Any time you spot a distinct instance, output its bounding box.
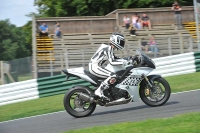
[95,83,110,101]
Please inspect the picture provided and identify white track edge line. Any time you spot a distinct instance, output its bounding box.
[171,88,200,94]
[0,110,65,124]
[1,88,200,124]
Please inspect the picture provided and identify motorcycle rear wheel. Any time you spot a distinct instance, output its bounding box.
[140,77,171,107]
[63,86,96,118]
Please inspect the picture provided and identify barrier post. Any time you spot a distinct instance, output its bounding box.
[193,0,200,51]
[90,20,93,33]
[189,36,193,52]
[0,61,4,84]
[116,12,119,32]
[138,38,142,51]
[65,48,69,69]
[82,49,85,67]
[168,37,172,55]
[50,50,53,76]
[179,32,184,53]
[60,50,64,72]
[32,15,38,79]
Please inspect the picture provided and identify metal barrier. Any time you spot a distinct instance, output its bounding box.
[0,52,200,106]
[37,75,91,98]
[151,52,200,76]
[0,79,38,106]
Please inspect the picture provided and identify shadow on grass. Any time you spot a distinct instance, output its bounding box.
[91,101,179,117]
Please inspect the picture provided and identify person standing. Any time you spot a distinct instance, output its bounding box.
[123,15,131,29]
[171,1,182,29]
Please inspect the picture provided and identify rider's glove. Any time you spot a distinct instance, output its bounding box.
[132,55,140,65]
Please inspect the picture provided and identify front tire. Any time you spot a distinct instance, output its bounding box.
[63,86,96,118]
[139,77,171,107]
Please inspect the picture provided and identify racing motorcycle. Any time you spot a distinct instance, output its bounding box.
[63,50,171,118]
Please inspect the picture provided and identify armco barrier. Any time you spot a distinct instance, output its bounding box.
[37,75,92,98]
[151,52,200,77]
[0,79,38,106]
[0,52,200,106]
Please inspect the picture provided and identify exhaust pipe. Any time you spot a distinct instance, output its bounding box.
[78,93,95,103]
[78,93,132,106]
[105,97,132,107]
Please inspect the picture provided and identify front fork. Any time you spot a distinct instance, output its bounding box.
[141,74,156,93]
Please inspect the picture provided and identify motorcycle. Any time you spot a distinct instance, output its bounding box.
[62,50,171,118]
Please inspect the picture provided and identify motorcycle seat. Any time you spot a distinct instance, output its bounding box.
[83,69,105,85]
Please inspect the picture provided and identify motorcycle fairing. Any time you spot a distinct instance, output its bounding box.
[115,67,154,101]
[64,67,98,85]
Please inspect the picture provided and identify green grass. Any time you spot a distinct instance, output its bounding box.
[165,72,200,93]
[0,72,200,122]
[18,74,32,81]
[63,112,200,133]
[0,94,65,122]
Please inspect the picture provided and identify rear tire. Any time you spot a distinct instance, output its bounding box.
[63,86,96,118]
[139,77,171,107]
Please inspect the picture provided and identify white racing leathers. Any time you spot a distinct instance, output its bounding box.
[89,44,126,98]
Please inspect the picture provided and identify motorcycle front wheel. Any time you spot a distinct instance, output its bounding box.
[139,77,171,107]
[63,86,96,118]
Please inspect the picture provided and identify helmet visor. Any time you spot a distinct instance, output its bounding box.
[119,40,125,49]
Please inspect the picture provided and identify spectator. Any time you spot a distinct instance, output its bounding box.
[123,15,131,29]
[131,14,141,29]
[171,1,182,29]
[141,14,152,29]
[141,38,148,53]
[54,22,62,38]
[149,35,159,52]
[39,22,49,37]
[135,13,142,29]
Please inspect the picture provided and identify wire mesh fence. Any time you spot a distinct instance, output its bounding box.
[1,57,33,84]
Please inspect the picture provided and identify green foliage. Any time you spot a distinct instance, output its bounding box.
[35,0,193,17]
[0,20,32,61]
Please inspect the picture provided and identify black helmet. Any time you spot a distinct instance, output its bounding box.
[110,32,125,50]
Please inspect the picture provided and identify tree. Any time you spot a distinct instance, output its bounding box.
[0,20,32,61]
[35,0,193,17]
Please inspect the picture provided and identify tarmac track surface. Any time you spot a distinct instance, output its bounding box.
[0,90,200,133]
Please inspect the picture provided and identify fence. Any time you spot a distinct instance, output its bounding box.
[0,52,200,106]
[0,57,33,85]
[38,34,197,77]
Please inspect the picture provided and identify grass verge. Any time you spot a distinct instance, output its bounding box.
[0,94,65,122]
[0,72,200,122]
[18,74,32,82]
[165,72,200,93]
[63,112,200,133]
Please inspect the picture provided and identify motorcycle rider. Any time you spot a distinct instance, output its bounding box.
[89,32,132,100]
